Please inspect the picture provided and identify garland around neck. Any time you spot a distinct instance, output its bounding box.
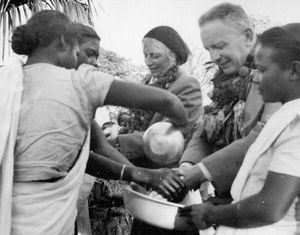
[201,54,257,146]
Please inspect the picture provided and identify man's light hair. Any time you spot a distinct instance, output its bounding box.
[199,2,254,32]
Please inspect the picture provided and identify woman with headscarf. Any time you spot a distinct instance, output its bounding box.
[101,26,202,235]
[111,26,203,169]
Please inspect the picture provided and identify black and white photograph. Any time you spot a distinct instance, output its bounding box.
[1,0,300,234]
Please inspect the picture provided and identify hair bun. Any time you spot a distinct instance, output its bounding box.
[12,24,38,55]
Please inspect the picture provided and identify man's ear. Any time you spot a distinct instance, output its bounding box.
[244,28,255,47]
[290,61,300,82]
[57,35,67,52]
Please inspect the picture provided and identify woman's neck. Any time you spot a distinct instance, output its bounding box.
[25,47,57,66]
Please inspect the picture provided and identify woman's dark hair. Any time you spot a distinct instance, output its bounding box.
[75,23,100,44]
[258,24,300,70]
[12,10,79,55]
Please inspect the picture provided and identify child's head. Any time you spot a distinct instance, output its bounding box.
[12,10,80,69]
[255,23,300,103]
[75,23,100,67]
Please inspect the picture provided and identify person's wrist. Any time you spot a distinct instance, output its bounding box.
[122,165,134,182]
[124,167,146,185]
[197,162,212,182]
[203,202,217,226]
[190,165,205,189]
[180,161,194,168]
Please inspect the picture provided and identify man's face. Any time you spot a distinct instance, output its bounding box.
[77,37,100,67]
[255,44,290,103]
[200,19,253,75]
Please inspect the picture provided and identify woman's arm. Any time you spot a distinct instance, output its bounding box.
[86,151,185,200]
[179,171,300,229]
[90,120,133,166]
[104,80,188,128]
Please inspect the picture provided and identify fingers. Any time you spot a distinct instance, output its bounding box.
[167,179,183,196]
[162,179,182,201]
[156,178,182,201]
[157,184,171,199]
[154,169,187,201]
[169,169,186,188]
[145,168,187,200]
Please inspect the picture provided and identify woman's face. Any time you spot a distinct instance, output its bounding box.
[77,37,100,67]
[143,38,175,78]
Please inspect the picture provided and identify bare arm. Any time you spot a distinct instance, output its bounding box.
[207,171,300,227]
[90,120,133,166]
[104,80,188,128]
[86,151,185,200]
[179,171,300,229]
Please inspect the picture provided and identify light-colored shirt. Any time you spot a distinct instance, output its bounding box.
[14,63,114,181]
[217,105,300,235]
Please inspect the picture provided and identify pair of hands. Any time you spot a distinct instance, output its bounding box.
[140,166,216,231]
[135,167,187,202]
[137,163,204,202]
[136,163,206,202]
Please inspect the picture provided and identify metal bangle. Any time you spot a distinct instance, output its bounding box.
[120,164,126,180]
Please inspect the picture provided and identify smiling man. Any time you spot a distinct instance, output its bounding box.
[179,3,281,199]
[179,22,300,235]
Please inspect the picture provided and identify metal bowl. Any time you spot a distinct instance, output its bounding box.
[123,187,191,230]
[142,122,185,166]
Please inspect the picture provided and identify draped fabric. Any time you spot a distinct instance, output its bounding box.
[12,130,91,235]
[0,59,24,235]
[216,99,300,235]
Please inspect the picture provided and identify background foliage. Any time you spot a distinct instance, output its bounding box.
[0,0,99,65]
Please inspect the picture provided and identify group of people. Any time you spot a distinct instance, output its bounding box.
[1,2,300,235]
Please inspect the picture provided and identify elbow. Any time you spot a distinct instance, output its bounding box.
[268,210,285,224]
[260,208,285,225]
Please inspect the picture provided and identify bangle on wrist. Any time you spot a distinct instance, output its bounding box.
[120,164,126,180]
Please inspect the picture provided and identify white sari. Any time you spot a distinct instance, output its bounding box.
[0,59,23,235]
[11,130,90,235]
[0,60,92,234]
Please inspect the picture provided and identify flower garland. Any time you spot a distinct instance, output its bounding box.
[200,54,256,147]
[120,65,179,134]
